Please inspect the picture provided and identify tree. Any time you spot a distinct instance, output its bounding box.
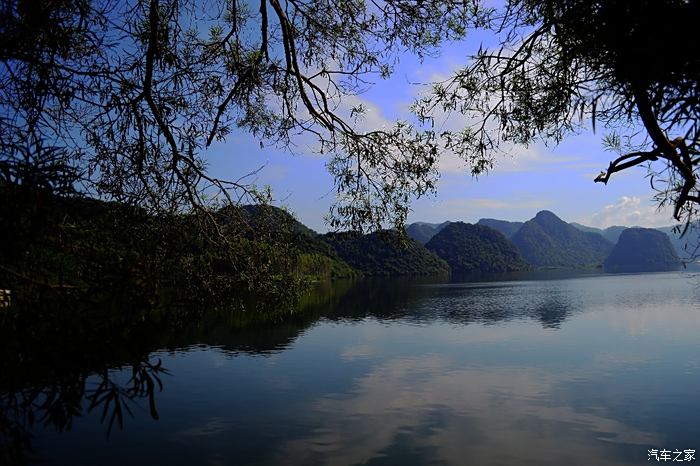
[3,1,697,239]
[0,0,487,231]
[414,0,700,235]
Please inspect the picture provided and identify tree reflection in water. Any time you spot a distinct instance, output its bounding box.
[0,277,328,466]
[87,359,168,431]
[0,274,598,465]
[1,357,168,465]
[0,282,177,466]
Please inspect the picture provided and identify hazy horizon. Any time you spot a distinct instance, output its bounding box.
[404,211,680,231]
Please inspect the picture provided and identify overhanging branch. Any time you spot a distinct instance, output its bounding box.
[597,82,698,221]
[594,150,660,184]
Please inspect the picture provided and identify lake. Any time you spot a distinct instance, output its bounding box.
[2,271,700,465]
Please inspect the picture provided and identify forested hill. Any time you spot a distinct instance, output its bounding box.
[321,230,450,276]
[235,209,452,278]
[604,228,682,273]
[235,205,317,238]
[425,222,530,273]
[570,221,699,259]
[511,211,614,268]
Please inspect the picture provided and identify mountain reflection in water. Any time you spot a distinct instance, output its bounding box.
[1,271,699,466]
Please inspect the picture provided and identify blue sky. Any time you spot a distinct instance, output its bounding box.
[205,32,677,232]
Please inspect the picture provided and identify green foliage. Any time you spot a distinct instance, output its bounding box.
[511,211,613,268]
[0,185,309,314]
[604,228,682,273]
[2,0,698,235]
[425,222,530,273]
[0,0,488,231]
[221,204,362,281]
[322,230,450,277]
[296,253,361,281]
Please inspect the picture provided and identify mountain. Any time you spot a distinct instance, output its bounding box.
[570,223,627,244]
[425,222,530,273]
[405,221,451,244]
[476,218,523,239]
[322,230,450,276]
[571,220,700,257]
[602,226,630,244]
[655,223,700,260]
[511,210,614,268]
[220,204,359,280]
[569,222,602,235]
[604,228,682,273]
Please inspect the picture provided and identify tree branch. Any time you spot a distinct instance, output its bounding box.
[594,150,661,185]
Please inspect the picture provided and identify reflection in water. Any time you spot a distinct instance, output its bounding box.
[0,273,353,465]
[534,297,570,329]
[86,359,168,430]
[1,271,699,465]
[277,357,657,466]
[331,278,578,328]
[0,284,327,465]
[0,358,167,465]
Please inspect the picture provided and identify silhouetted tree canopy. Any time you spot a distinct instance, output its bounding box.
[415,0,700,231]
[2,0,698,233]
[0,0,486,230]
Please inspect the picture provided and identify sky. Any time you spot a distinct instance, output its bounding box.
[204,30,678,233]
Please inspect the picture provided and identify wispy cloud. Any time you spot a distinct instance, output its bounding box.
[584,196,675,228]
[437,143,591,176]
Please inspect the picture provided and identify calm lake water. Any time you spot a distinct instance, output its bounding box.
[3,271,700,465]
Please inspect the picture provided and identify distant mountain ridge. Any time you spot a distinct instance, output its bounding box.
[299,209,699,277]
[247,208,700,277]
[476,218,524,239]
[405,221,451,244]
[654,224,700,260]
[569,223,628,244]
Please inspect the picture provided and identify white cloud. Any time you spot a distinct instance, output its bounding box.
[585,196,675,228]
[274,356,658,466]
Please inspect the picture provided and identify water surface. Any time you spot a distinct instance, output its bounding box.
[2,271,700,465]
